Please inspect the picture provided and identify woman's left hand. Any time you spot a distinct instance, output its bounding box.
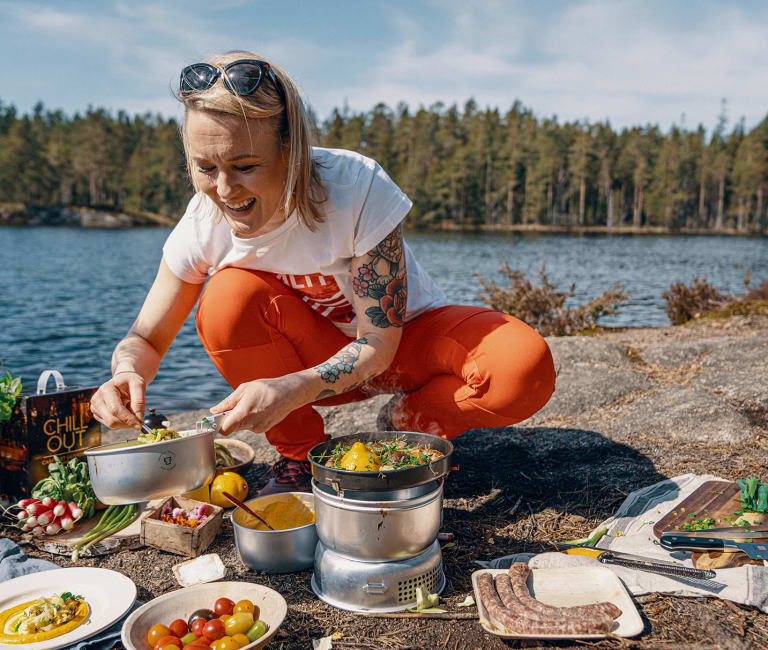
[209,377,300,435]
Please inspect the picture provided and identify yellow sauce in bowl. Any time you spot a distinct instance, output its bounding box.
[238,494,315,531]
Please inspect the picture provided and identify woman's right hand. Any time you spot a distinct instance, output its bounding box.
[90,371,147,430]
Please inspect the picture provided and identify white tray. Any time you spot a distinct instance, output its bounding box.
[471,566,644,639]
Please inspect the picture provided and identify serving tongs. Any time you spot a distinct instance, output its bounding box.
[195,411,232,434]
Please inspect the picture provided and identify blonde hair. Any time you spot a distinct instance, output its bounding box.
[177,51,325,229]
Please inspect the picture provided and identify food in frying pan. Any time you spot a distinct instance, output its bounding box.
[319,438,444,472]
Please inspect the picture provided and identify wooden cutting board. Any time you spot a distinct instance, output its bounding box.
[28,501,159,557]
[653,480,765,569]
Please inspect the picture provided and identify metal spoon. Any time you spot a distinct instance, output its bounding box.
[222,491,274,531]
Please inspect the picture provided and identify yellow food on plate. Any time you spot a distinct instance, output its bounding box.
[239,494,315,531]
[338,441,381,471]
[0,593,89,644]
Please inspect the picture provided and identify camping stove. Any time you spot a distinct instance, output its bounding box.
[310,479,446,612]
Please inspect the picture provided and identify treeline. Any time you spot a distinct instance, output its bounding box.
[1,98,766,232]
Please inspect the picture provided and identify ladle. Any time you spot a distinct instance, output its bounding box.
[222,491,275,531]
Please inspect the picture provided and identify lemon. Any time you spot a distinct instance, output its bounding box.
[210,471,249,507]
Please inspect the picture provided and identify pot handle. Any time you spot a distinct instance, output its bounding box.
[37,369,66,394]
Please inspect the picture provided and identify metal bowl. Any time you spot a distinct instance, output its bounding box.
[84,429,215,505]
[232,493,318,574]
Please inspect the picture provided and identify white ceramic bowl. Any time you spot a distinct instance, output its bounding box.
[121,581,287,650]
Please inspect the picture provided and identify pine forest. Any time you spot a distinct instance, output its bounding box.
[0,98,766,233]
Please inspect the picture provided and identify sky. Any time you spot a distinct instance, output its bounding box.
[1,0,766,134]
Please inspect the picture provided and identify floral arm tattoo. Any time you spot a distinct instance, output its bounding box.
[352,225,407,328]
[313,338,369,400]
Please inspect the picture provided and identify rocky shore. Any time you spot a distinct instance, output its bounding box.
[0,203,174,227]
[13,314,768,649]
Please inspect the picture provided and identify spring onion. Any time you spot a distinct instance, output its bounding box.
[71,504,139,562]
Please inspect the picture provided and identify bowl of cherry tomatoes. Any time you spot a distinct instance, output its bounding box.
[121,582,287,650]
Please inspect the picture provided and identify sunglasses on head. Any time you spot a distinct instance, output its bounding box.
[179,59,280,97]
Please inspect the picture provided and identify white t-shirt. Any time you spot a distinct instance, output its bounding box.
[163,147,447,337]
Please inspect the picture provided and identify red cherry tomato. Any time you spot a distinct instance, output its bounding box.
[202,618,225,642]
[154,635,182,650]
[169,619,188,639]
[213,597,235,617]
[183,640,210,649]
[191,619,207,638]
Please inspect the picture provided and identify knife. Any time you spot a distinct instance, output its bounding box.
[663,526,768,539]
[660,533,768,560]
[560,546,716,580]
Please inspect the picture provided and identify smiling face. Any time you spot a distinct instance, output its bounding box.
[186,109,290,238]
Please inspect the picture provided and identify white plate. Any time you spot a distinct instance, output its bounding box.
[0,567,137,649]
[121,581,287,650]
[472,566,644,639]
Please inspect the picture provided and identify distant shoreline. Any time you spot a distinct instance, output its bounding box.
[1,203,764,236]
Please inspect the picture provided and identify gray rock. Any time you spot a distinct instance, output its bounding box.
[640,339,719,367]
[530,366,650,420]
[587,385,753,444]
[692,335,768,409]
[546,337,633,367]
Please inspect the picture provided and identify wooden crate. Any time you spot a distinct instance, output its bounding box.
[140,496,223,557]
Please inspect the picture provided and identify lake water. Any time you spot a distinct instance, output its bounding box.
[1,227,765,413]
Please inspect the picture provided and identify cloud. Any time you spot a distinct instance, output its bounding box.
[311,0,768,132]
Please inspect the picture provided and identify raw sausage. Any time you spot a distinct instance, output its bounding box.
[508,562,622,620]
[494,574,613,629]
[477,573,614,635]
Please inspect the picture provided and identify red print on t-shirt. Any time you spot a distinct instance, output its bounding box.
[275,273,356,323]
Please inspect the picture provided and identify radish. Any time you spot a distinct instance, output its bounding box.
[45,517,61,535]
[16,510,27,521]
[26,515,38,528]
[20,520,35,532]
[37,510,55,527]
[26,502,50,516]
[53,501,67,517]
[60,514,75,531]
[67,503,83,521]
[16,498,39,509]
[41,497,54,508]
[31,526,44,537]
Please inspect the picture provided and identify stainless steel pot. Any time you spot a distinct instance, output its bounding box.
[232,493,318,574]
[312,478,443,562]
[84,429,215,504]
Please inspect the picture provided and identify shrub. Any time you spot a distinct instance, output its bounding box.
[475,263,631,336]
[745,279,768,301]
[662,277,730,325]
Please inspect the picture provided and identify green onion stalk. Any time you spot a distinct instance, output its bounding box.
[71,504,139,562]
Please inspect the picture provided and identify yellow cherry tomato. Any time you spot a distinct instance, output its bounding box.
[218,637,240,650]
[231,633,250,648]
[147,624,170,647]
[233,600,255,616]
[209,640,222,650]
[210,472,248,508]
[219,614,232,624]
[224,612,254,636]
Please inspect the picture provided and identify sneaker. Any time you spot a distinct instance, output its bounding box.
[257,457,312,496]
[375,392,404,431]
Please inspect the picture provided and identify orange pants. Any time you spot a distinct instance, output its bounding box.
[196,268,555,460]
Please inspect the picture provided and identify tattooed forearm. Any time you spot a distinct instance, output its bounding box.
[353,225,407,328]
[314,338,368,385]
[314,380,363,402]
